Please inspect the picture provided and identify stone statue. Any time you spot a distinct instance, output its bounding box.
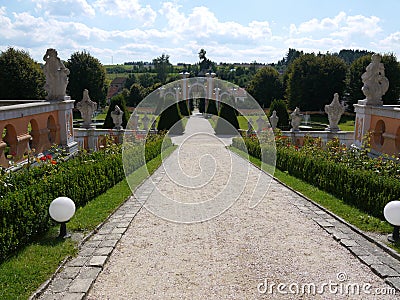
[198,48,212,76]
[290,107,302,131]
[76,89,97,128]
[269,110,279,130]
[361,54,389,106]
[325,93,345,132]
[43,48,70,100]
[142,113,150,131]
[111,105,124,129]
[256,116,267,133]
[131,111,139,130]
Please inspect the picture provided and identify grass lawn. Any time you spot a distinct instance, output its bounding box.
[229,146,400,253]
[236,114,355,131]
[0,145,176,300]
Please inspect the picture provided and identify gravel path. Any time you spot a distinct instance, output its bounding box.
[86,114,397,299]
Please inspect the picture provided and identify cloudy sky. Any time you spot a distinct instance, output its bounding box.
[1,0,400,65]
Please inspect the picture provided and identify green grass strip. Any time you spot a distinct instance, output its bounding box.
[0,145,176,300]
[229,146,393,234]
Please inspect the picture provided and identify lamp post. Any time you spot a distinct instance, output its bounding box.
[383,200,400,243]
[49,197,76,239]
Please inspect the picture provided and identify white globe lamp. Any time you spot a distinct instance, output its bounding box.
[49,197,76,238]
[383,201,400,243]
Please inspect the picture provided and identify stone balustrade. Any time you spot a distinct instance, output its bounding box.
[0,100,77,168]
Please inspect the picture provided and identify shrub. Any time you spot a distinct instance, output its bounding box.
[232,136,400,219]
[215,103,239,135]
[0,134,171,263]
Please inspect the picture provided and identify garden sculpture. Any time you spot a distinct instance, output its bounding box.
[325,93,345,132]
[43,48,70,100]
[361,53,389,106]
[76,89,97,128]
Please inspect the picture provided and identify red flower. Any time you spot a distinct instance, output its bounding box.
[40,156,47,161]
[46,154,52,160]
[51,160,57,165]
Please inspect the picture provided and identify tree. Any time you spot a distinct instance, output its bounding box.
[103,94,130,129]
[66,51,107,106]
[178,100,190,116]
[346,55,371,110]
[153,54,172,84]
[138,73,158,88]
[286,54,347,111]
[268,99,290,130]
[0,47,46,99]
[157,99,183,134]
[206,99,218,115]
[127,83,144,107]
[381,53,400,105]
[215,102,239,135]
[246,66,283,108]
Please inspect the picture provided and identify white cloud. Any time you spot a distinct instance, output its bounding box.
[32,0,95,17]
[290,12,381,40]
[159,2,272,44]
[93,0,156,26]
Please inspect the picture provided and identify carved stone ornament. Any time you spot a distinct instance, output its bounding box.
[361,54,389,106]
[43,48,70,100]
[290,107,302,131]
[269,110,279,129]
[76,89,97,128]
[111,105,124,129]
[325,93,345,132]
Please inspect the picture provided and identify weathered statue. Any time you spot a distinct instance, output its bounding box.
[111,105,124,129]
[361,54,389,106]
[76,89,97,128]
[290,107,302,131]
[325,93,345,132]
[43,48,70,100]
[198,48,212,76]
[269,110,279,130]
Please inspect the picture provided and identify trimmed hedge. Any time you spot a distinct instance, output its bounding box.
[0,134,172,263]
[233,137,400,219]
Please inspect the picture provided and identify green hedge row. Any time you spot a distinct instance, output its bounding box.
[233,137,400,219]
[0,134,172,263]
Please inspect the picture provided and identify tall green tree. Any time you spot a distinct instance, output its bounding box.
[153,54,172,84]
[215,102,239,135]
[268,99,290,130]
[66,51,107,106]
[286,54,347,110]
[246,66,283,108]
[127,83,144,107]
[0,47,46,99]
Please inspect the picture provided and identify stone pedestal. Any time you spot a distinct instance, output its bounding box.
[57,99,78,155]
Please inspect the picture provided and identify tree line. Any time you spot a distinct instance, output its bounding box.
[1,47,399,113]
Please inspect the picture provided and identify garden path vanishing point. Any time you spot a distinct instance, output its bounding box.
[38,112,400,299]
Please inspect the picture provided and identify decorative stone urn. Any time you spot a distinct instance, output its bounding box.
[111,105,124,130]
[290,107,302,131]
[325,93,345,132]
[76,89,97,128]
[269,110,279,130]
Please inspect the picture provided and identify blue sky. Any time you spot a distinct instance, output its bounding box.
[1,0,399,65]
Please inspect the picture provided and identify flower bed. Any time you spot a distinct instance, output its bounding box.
[0,133,172,263]
[232,134,400,219]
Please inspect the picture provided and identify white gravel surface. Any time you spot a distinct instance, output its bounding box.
[87,114,397,299]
